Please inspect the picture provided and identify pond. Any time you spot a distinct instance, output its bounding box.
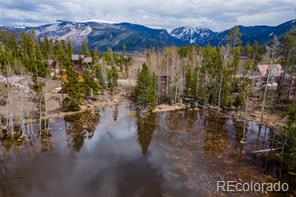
[0,104,294,197]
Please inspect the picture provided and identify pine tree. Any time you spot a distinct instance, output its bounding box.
[66,41,73,58]
[184,66,198,98]
[202,46,223,106]
[285,104,296,169]
[95,64,105,87]
[91,50,99,64]
[0,45,13,74]
[228,26,242,72]
[233,78,250,111]
[40,36,52,59]
[82,70,100,97]
[34,42,48,78]
[283,28,296,67]
[227,26,242,47]
[135,63,157,108]
[81,40,89,56]
[54,40,72,69]
[63,68,82,112]
[107,65,118,91]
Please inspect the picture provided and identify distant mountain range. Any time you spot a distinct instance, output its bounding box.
[171,19,296,46]
[1,19,295,51]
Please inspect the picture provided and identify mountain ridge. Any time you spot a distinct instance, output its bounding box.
[170,26,216,45]
[0,19,295,51]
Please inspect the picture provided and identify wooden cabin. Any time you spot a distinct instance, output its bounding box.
[71,54,85,65]
[156,70,171,98]
[72,54,93,67]
[61,65,84,84]
[73,65,84,81]
[82,57,93,65]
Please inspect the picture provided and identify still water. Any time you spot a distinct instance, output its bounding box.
[0,105,293,197]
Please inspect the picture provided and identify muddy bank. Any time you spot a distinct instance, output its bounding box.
[0,91,127,129]
[48,90,128,119]
[204,105,285,132]
[0,76,62,122]
[152,102,285,132]
[0,75,286,134]
[152,103,187,113]
[0,75,129,126]
[227,109,285,131]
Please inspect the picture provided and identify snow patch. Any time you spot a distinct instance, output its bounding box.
[33,21,92,47]
[170,26,213,44]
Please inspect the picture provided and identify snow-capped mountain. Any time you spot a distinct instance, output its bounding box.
[0,20,93,49]
[2,20,185,51]
[1,19,295,51]
[170,20,296,46]
[32,20,92,49]
[170,26,216,45]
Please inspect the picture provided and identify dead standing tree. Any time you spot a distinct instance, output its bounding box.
[5,64,14,137]
[259,37,280,133]
[168,47,183,104]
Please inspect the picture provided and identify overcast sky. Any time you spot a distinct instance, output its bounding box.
[0,0,295,31]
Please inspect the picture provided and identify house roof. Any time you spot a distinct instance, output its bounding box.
[258,64,269,76]
[257,64,283,77]
[47,59,55,65]
[71,54,85,61]
[74,65,84,74]
[83,57,92,64]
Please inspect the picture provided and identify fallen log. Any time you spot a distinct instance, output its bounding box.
[252,147,282,153]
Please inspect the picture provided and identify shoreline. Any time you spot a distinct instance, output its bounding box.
[0,85,285,134]
[0,90,128,128]
[0,76,286,132]
[202,104,286,131]
[1,100,285,134]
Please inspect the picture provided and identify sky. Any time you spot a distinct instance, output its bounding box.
[0,0,295,31]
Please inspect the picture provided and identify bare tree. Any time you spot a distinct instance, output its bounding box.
[260,37,280,132]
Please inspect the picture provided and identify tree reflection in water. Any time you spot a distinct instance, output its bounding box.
[112,104,119,122]
[136,112,157,155]
[64,110,101,151]
[203,111,229,154]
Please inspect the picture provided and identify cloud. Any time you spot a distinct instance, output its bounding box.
[0,0,294,31]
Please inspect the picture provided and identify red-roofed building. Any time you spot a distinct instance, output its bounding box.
[257,64,283,77]
[256,64,283,88]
